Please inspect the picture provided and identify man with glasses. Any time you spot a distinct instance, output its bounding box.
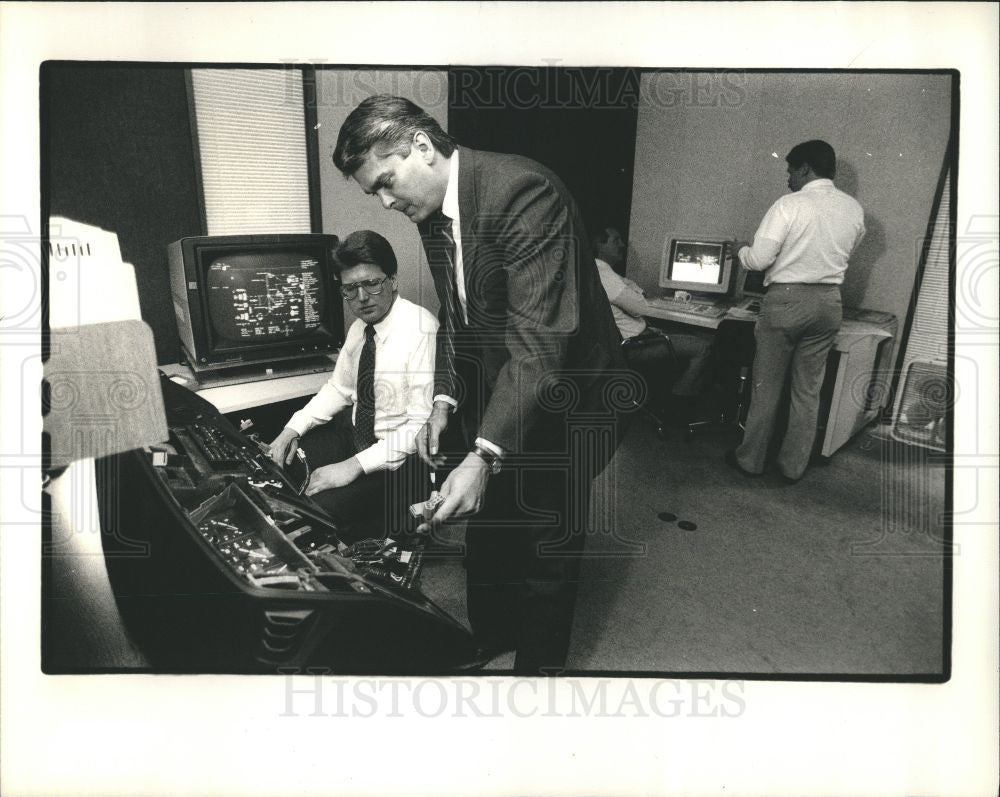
[267,230,437,542]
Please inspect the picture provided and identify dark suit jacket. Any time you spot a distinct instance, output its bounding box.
[419,146,628,478]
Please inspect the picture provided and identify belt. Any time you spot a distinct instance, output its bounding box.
[768,282,841,287]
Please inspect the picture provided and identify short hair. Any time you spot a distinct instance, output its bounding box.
[333,94,457,177]
[786,140,837,178]
[331,230,398,277]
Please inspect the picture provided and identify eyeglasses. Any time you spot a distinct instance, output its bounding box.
[339,277,391,300]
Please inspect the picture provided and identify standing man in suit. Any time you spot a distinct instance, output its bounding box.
[728,140,865,483]
[333,95,629,674]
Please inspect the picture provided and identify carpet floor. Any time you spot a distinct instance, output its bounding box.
[421,419,947,676]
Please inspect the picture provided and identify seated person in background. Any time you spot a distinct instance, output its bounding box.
[268,230,436,541]
[592,226,713,423]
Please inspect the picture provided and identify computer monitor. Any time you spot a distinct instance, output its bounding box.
[660,238,735,297]
[168,234,343,375]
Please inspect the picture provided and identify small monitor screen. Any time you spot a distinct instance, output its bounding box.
[205,251,328,346]
[661,237,734,296]
[667,241,726,286]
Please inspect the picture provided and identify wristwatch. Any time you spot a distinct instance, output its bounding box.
[471,443,502,475]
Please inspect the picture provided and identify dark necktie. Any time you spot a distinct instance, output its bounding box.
[439,215,462,324]
[435,213,460,393]
[353,323,377,450]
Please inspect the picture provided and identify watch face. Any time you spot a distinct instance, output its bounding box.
[474,446,501,474]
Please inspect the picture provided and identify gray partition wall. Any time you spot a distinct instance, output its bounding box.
[627,71,954,370]
[313,69,449,323]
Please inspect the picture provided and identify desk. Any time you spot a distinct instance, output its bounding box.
[161,360,334,415]
[643,299,735,329]
[643,302,898,458]
[644,301,896,359]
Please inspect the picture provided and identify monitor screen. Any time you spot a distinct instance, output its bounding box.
[660,238,734,296]
[168,234,342,374]
[205,251,328,350]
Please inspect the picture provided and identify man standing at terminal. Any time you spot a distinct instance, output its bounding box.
[728,140,865,483]
[332,95,628,674]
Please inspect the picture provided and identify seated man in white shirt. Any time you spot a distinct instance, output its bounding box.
[592,226,713,423]
[268,230,437,542]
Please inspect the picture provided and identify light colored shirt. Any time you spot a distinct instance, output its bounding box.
[435,150,502,459]
[595,258,649,340]
[738,178,865,286]
[285,296,437,474]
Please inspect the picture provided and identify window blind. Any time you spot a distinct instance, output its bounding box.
[190,69,311,235]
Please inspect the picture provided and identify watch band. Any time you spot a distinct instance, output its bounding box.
[472,443,502,475]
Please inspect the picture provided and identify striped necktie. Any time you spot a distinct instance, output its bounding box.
[434,213,460,395]
[439,215,462,323]
[353,323,377,450]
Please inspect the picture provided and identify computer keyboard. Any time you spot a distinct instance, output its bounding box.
[646,296,728,318]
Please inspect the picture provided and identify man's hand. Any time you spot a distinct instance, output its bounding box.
[415,401,451,468]
[268,428,300,466]
[421,452,490,529]
[304,457,363,496]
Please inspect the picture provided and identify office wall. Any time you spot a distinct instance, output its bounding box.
[42,64,204,364]
[448,67,639,241]
[628,72,953,354]
[314,70,449,320]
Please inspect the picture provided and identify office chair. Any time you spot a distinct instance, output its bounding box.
[686,319,756,440]
[621,329,680,439]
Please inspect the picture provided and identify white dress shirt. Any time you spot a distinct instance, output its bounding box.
[285,296,437,474]
[595,257,649,340]
[738,178,865,285]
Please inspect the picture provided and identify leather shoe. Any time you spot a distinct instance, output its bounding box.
[724,449,760,478]
[778,472,803,485]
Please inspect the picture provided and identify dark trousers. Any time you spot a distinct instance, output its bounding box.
[298,411,427,544]
[464,460,589,676]
[625,327,714,397]
[444,346,621,676]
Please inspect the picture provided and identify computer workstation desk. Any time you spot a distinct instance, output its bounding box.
[160,358,335,415]
[642,295,898,459]
[642,293,896,347]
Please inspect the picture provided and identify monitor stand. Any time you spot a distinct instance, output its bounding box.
[187,354,336,390]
